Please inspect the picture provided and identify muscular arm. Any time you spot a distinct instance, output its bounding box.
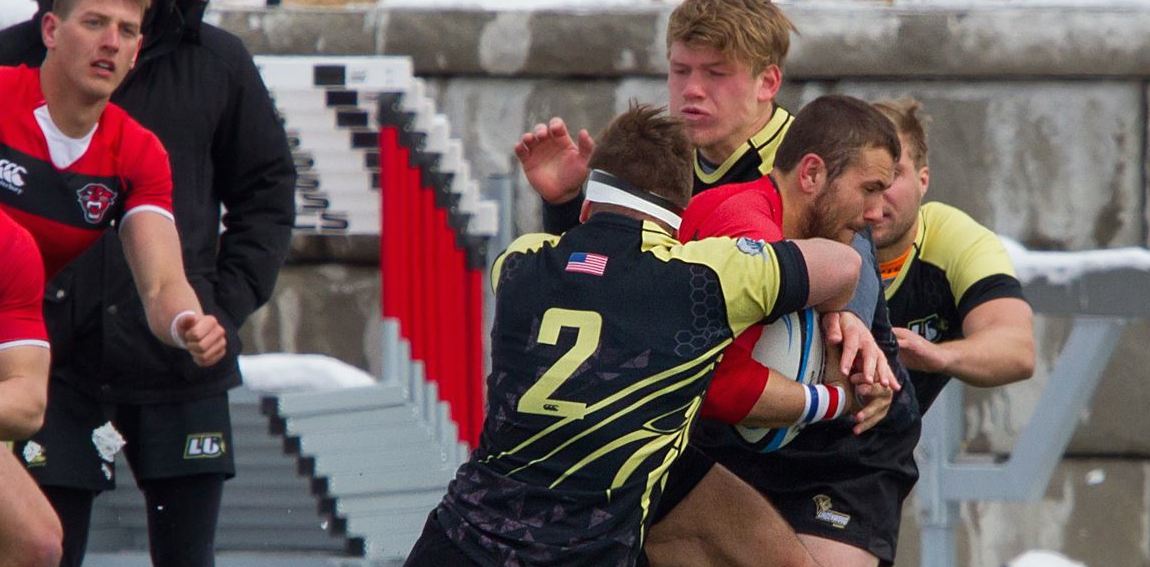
[895,297,1035,387]
[790,238,860,313]
[0,346,50,441]
[119,212,226,367]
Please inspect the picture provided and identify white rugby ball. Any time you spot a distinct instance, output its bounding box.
[733,307,826,452]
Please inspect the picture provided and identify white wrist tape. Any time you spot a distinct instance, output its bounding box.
[169,310,196,350]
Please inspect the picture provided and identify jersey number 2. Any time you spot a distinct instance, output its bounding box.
[518,308,602,420]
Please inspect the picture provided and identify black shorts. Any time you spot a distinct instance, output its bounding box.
[14,380,236,491]
[404,511,485,567]
[650,444,716,525]
[696,418,921,566]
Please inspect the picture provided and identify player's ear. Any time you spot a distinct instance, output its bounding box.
[41,11,60,48]
[918,165,930,197]
[756,64,782,103]
[797,153,826,195]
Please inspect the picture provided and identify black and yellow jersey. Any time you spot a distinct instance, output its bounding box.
[693,105,793,193]
[435,213,808,567]
[883,202,1026,413]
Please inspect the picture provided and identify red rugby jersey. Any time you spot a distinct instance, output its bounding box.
[0,65,173,278]
[0,208,48,348]
[682,173,787,424]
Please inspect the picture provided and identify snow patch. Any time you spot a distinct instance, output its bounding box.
[1001,237,1150,285]
[1008,550,1087,567]
[239,353,375,393]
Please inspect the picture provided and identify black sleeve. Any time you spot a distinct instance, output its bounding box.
[956,274,1025,321]
[0,19,47,66]
[763,240,810,324]
[210,33,297,326]
[541,193,584,234]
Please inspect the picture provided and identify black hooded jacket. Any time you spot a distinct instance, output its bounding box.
[0,0,296,403]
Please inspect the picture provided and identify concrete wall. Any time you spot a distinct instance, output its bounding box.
[228,5,1150,565]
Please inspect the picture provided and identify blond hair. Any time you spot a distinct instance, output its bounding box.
[873,98,930,169]
[667,0,797,74]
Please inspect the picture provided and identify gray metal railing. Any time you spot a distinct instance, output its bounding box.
[917,261,1150,567]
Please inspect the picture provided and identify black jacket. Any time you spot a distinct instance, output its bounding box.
[0,0,296,403]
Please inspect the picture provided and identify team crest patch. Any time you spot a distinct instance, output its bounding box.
[735,237,767,257]
[76,183,118,224]
[184,433,226,459]
[813,494,851,529]
[908,314,945,342]
[22,441,46,467]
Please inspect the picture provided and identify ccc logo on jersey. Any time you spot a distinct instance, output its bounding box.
[0,159,27,194]
[76,183,118,224]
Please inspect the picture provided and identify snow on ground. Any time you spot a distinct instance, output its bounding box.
[238,353,375,393]
[1008,550,1088,567]
[1002,237,1150,285]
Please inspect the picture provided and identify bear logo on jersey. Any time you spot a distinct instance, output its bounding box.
[76,183,118,224]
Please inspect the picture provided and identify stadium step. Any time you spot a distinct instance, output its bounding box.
[86,391,349,556]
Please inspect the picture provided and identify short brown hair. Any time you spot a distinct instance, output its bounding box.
[873,98,930,169]
[587,103,693,210]
[667,0,797,74]
[775,94,901,183]
[52,0,150,20]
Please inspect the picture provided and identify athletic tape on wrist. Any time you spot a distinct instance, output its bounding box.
[800,384,848,424]
[169,310,196,350]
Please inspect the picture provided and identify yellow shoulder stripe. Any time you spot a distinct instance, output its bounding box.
[917,202,1017,305]
[694,105,794,184]
[491,232,561,293]
[642,229,785,337]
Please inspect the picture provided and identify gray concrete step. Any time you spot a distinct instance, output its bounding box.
[88,393,348,555]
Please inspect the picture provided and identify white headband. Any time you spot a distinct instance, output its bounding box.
[584,170,683,230]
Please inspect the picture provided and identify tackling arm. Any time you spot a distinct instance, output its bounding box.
[895,297,1035,387]
[789,238,860,313]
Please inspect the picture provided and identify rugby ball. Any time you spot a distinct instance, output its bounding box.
[732,307,826,452]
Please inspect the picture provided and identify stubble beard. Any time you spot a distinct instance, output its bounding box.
[802,183,854,244]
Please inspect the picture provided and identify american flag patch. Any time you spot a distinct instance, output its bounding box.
[566,252,608,276]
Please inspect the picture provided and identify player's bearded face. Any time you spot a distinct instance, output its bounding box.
[803,180,859,244]
[803,148,894,244]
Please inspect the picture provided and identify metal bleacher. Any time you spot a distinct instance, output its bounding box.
[256,56,495,561]
[86,388,346,562]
